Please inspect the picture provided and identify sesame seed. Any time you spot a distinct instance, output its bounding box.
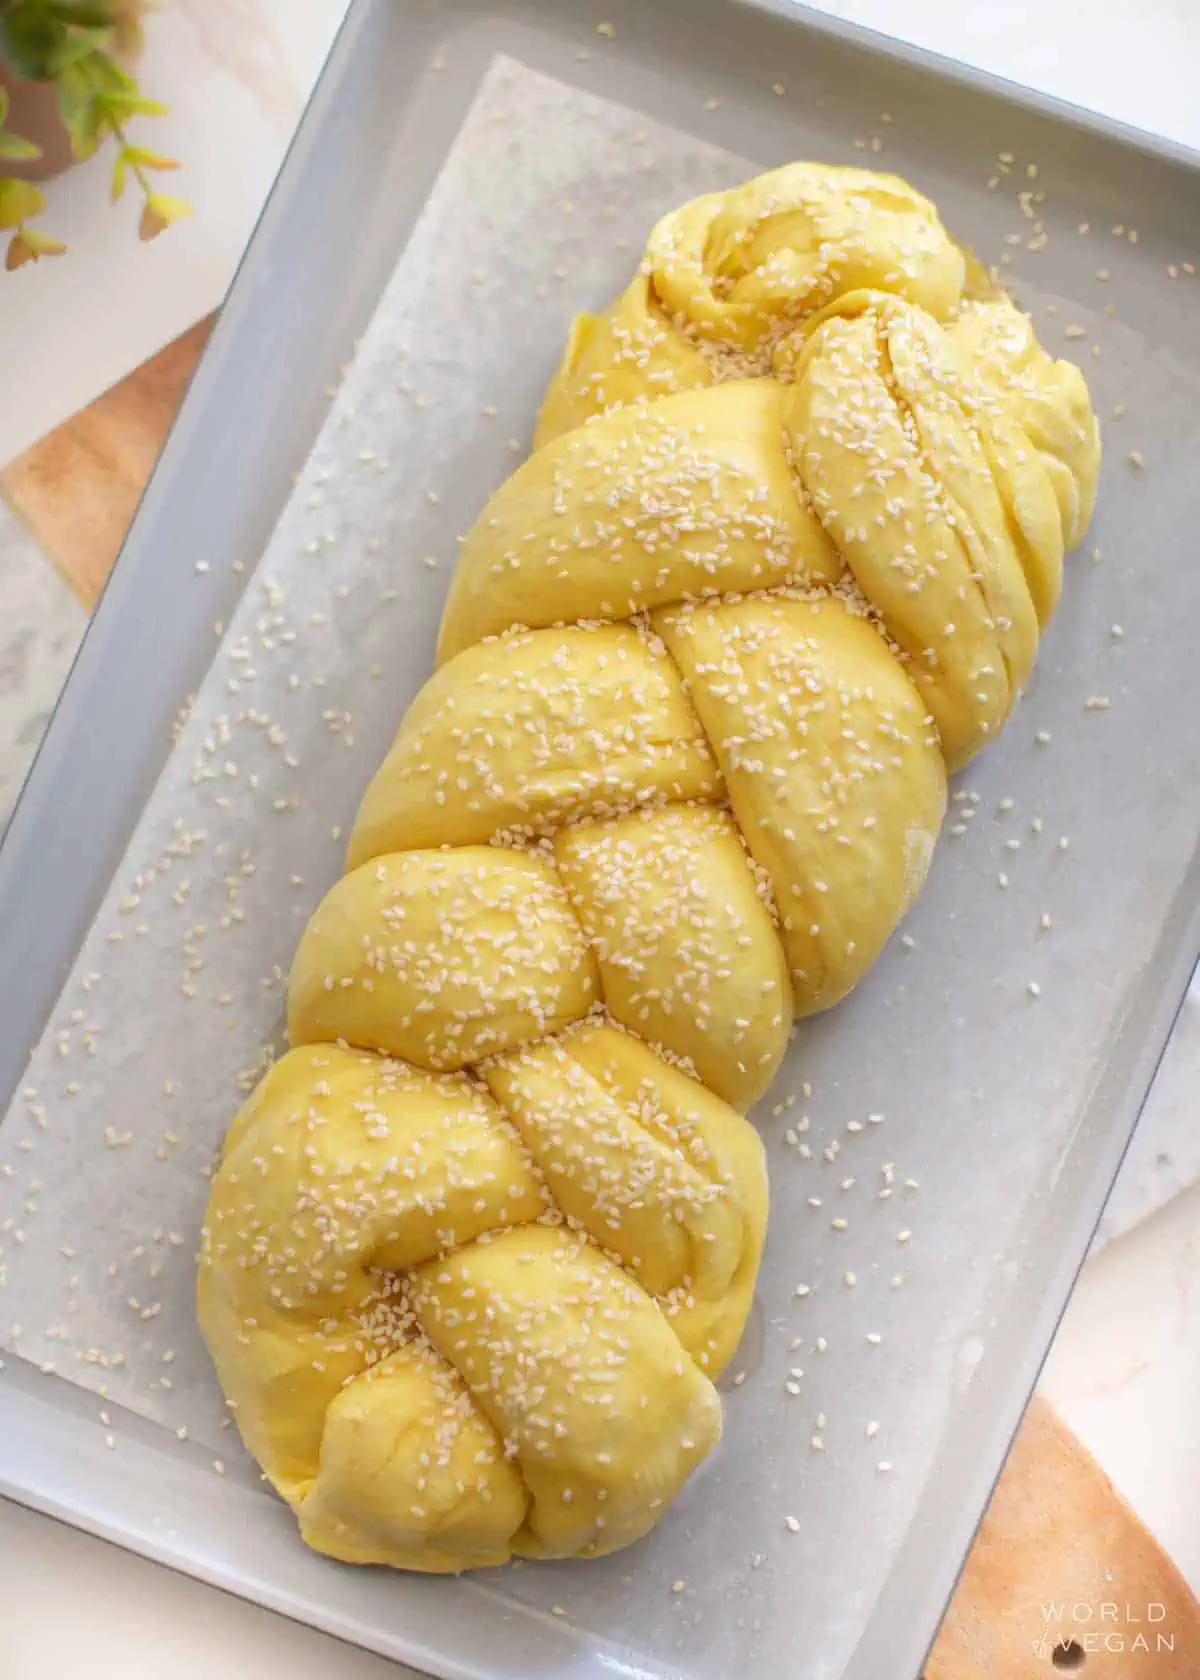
[154,162,1116,1577]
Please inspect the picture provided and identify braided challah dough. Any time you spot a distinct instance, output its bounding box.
[198,162,1100,1574]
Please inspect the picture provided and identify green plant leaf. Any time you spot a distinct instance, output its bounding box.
[20,225,67,255]
[0,176,46,231]
[1,0,118,78]
[84,52,136,94]
[63,108,105,160]
[123,144,179,172]
[114,141,180,204]
[6,224,67,268]
[45,26,116,70]
[0,15,56,82]
[54,60,94,121]
[91,88,137,122]
[1,7,95,80]
[40,2,119,25]
[109,92,168,119]
[0,131,43,162]
[1,2,184,264]
[139,190,192,242]
[56,67,107,159]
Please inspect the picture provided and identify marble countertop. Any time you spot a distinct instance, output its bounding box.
[1,0,1198,1673]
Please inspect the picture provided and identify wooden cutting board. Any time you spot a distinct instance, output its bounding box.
[0,317,214,608]
[930,1397,1199,1677]
[2,328,1198,1676]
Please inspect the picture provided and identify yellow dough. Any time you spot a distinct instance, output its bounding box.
[199,161,1100,1575]
[534,162,969,446]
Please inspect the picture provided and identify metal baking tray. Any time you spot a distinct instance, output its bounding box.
[1,2,1199,1677]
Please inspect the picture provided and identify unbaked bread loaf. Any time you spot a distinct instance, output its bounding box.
[198,163,1100,1574]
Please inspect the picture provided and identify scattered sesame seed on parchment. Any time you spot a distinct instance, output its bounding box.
[0,50,1185,1667]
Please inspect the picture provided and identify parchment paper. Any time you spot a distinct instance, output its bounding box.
[0,60,760,1443]
[2,52,1200,1680]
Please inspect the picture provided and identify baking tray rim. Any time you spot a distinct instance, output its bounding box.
[0,2,1197,1678]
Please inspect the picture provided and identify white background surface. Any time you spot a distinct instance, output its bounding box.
[2,1,1199,1675]
[0,0,345,467]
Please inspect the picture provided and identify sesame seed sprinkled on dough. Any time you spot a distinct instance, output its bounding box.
[150,156,1104,1579]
